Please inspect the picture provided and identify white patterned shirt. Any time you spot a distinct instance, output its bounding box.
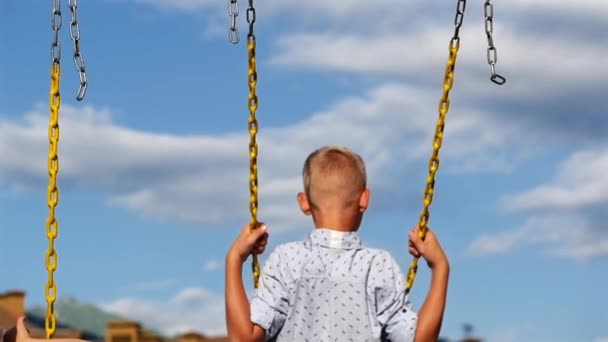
[250,228,418,341]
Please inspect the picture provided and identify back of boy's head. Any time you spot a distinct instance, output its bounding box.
[302,146,367,210]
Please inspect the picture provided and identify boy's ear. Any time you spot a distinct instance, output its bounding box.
[297,192,312,216]
[359,188,370,212]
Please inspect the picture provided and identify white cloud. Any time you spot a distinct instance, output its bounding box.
[0,84,525,229]
[269,23,606,100]
[132,0,606,149]
[257,0,606,149]
[468,216,608,261]
[467,224,531,256]
[102,287,226,336]
[468,146,608,261]
[172,287,211,305]
[467,215,588,258]
[502,147,608,213]
[261,0,420,16]
[131,0,608,24]
[507,0,608,18]
[556,241,608,261]
[468,220,608,261]
[132,0,424,21]
[269,30,443,75]
[595,337,608,342]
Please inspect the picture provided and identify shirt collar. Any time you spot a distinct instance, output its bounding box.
[306,228,362,250]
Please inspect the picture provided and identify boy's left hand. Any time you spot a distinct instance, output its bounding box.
[7,317,29,342]
[228,223,269,263]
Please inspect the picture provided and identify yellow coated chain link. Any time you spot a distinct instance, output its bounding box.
[45,63,61,339]
[405,40,461,295]
[247,33,261,288]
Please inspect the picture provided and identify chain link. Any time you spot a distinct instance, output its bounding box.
[51,0,62,66]
[452,0,466,42]
[228,0,240,44]
[46,2,62,338]
[246,0,261,288]
[484,0,505,85]
[405,0,465,296]
[246,0,256,39]
[68,0,88,100]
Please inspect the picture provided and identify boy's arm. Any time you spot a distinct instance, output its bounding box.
[225,224,269,342]
[414,262,449,342]
[225,250,266,342]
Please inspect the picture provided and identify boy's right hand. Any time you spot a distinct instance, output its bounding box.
[408,225,449,270]
[228,223,269,263]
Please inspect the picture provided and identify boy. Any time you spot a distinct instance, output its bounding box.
[226,146,450,342]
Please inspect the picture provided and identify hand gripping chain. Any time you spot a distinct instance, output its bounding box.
[246,0,261,288]
[405,0,465,295]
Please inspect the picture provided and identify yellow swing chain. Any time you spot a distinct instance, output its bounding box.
[405,0,466,295]
[246,0,261,288]
[44,1,88,336]
[45,0,63,338]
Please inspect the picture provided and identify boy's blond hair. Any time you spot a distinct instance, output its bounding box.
[302,146,367,210]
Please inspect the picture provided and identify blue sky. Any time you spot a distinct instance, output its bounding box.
[1,0,607,341]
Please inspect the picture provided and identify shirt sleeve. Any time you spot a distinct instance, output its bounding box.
[250,246,290,341]
[373,252,418,342]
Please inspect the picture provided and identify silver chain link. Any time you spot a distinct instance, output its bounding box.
[451,0,466,45]
[229,0,240,44]
[484,0,505,85]
[246,0,256,40]
[68,0,88,100]
[51,0,62,66]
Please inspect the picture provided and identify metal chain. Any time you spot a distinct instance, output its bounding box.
[246,0,261,288]
[405,0,465,296]
[484,0,505,85]
[68,0,88,100]
[452,0,466,40]
[51,0,62,66]
[247,0,256,39]
[45,0,62,338]
[228,0,240,44]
